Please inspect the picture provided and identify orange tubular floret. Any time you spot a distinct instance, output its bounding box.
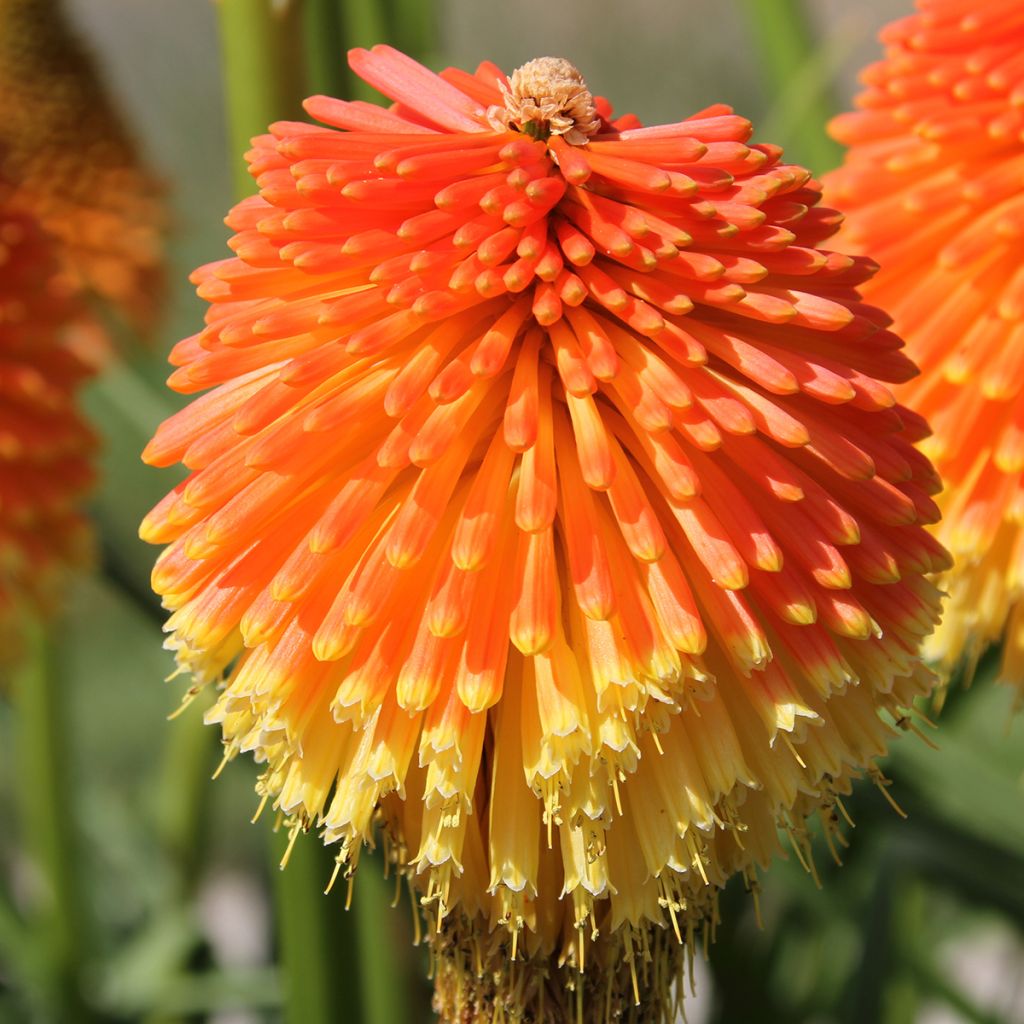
[144,45,944,1001]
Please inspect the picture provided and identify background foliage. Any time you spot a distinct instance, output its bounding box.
[0,1,1021,1021]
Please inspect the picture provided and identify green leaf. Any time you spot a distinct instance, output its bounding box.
[892,706,1024,861]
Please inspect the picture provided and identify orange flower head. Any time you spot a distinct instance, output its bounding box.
[0,192,95,659]
[0,0,166,340]
[143,47,945,1019]
[826,0,1024,694]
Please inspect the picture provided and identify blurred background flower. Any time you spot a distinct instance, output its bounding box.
[826,0,1024,702]
[0,0,167,348]
[0,2,1022,1023]
[0,193,95,663]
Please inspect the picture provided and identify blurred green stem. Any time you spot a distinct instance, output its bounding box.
[391,0,436,60]
[355,861,411,1024]
[216,0,303,195]
[270,831,349,1024]
[155,688,218,889]
[305,0,435,102]
[737,0,843,172]
[339,0,389,101]
[14,616,94,1021]
[0,886,30,989]
[881,881,923,1024]
[303,0,347,96]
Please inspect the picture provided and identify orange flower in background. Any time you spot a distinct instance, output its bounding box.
[143,47,944,1019]
[0,192,95,659]
[0,0,165,342]
[826,0,1024,695]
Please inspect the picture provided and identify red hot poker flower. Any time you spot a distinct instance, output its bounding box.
[143,48,944,1020]
[0,0,166,340]
[0,195,95,660]
[826,0,1024,696]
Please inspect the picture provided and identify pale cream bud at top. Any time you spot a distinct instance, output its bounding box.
[488,56,601,145]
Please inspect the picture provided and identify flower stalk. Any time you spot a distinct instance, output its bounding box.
[13,616,94,1022]
[269,830,343,1024]
[354,859,413,1024]
[155,687,218,888]
[215,0,302,196]
[301,0,347,97]
[737,0,842,172]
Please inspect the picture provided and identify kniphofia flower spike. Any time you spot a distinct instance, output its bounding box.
[827,0,1024,696]
[0,194,94,661]
[143,48,944,1019]
[0,0,165,339]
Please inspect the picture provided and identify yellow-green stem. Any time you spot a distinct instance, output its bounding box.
[13,616,94,1021]
[737,0,843,174]
[355,859,413,1024]
[339,0,389,101]
[215,0,304,195]
[391,0,436,62]
[141,691,220,1024]
[155,687,218,889]
[305,0,435,103]
[302,0,347,97]
[270,830,353,1024]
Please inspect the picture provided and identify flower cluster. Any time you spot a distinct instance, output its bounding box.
[827,0,1024,693]
[0,0,165,340]
[0,194,95,659]
[143,46,943,1016]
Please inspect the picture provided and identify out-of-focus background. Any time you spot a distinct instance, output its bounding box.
[1,1,1022,1021]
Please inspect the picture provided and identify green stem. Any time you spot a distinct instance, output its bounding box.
[0,870,34,1001]
[13,616,94,1021]
[215,0,304,195]
[142,698,218,1024]
[154,687,218,891]
[303,0,435,104]
[390,0,436,60]
[355,859,411,1024]
[881,881,923,1024]
[339,0,390,101]
[302,0,347,97]
[270,829,354,1024]
[736,0,844,173]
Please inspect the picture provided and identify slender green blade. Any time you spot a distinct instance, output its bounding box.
[736,0,845,173]
[13,617,96,1021]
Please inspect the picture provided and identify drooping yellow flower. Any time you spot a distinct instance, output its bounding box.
[143,48,944,1020]
[826,0,1024,694]
[0,189,95,660]
[0,0,166,340]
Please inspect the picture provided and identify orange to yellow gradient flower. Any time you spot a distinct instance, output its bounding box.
[143,47,945,1018]
[0,192,95,660]
[826,0,1024,696]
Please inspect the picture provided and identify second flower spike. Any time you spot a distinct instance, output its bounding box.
[826,0,1024,697]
